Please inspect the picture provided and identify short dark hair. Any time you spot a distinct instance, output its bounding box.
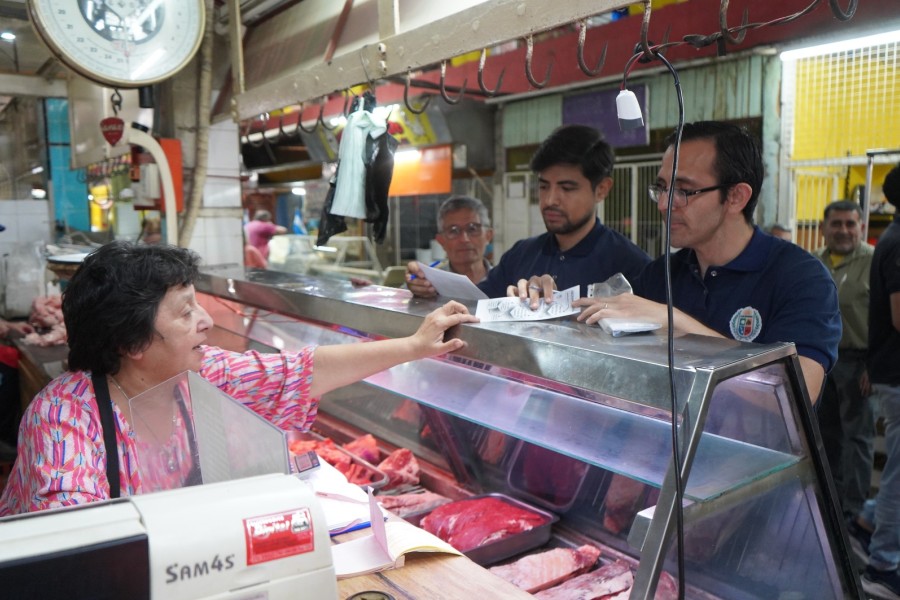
[64,241,201,375]
[823,199,862,220]
[665,121,764,223]
[529,124,615,188]
[884,163,900,210]
[437,196,491,229]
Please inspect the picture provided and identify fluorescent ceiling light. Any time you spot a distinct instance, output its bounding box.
[780,29,900,61]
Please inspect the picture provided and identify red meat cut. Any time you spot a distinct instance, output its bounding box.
[342,433,380,464]
[489,544,602,593]
[420,496,548,552]
[377,448,420,489]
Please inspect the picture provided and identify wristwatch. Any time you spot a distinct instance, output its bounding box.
[27,0,205,88]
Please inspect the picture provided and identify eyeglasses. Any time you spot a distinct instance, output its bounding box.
[441,222,485,240]
[647,183,735,208]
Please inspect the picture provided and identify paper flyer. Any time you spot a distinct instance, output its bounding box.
[415,261,488,301]
[475,285,581,322]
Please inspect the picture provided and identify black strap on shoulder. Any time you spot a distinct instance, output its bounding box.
[92,373,121,499]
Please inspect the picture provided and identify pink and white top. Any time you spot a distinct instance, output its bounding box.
[0,345,317,516]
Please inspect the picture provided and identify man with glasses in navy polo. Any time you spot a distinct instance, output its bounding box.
[577,121,840,403]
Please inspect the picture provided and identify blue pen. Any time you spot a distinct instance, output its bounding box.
[409,259,441,281]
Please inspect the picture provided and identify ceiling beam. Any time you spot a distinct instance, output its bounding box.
[233,0,631,120]
[0,71,66,97]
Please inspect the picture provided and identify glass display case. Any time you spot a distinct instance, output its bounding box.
[195,266,863,599]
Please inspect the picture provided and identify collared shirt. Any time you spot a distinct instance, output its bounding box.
[0,346,318,516]
[633,227,841,372]
[814,243,874,351]
[869,215,900,385]
[439,257,492,283]
[477,219,650,298]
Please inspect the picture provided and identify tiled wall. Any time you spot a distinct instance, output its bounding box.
[186,120,244,267]
[0,200,52,258]
[0,200,53,317]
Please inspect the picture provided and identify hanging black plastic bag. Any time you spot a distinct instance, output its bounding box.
[316,166,347,246]
[364,132,398,243]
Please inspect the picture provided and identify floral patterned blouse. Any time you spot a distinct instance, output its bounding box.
[0,345,317,516]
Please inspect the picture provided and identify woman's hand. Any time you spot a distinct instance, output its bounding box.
[410,300,479,358]
[0,319,35,339]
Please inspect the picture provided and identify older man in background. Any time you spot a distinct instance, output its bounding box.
[813,200,875,525]
[406,196,493,297]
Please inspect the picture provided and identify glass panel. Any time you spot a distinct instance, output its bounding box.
[663,478,848,599]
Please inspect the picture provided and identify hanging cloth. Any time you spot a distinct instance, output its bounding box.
[330,109,387,219]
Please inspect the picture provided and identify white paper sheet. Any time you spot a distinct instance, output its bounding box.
[475,285,581,322]
[416,261,488,301]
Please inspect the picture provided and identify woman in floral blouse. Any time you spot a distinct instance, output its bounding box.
[1,241,476,515]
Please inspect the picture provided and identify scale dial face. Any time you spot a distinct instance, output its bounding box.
[28,0,205,87]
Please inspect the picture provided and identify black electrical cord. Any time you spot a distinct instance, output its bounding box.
[622,46,686,599]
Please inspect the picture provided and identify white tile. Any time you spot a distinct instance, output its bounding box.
[203,178,241,209]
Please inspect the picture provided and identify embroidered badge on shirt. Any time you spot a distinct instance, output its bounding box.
[730,306,762,342]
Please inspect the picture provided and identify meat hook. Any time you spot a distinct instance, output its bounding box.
[719,0,749,45]
[828,0,857,21]
[279,111,303,139]
[440,60,467,105]
[525,35,552,89]
[639,0,655,61]
[318,99,338,131]
[404,70,432,115]
[296,102,319,134]
[245,114,269,148]
[477,48,505,97]
[577,19,607,77]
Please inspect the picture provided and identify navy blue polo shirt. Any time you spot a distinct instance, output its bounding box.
[632,227,840,372]
[478,219,650,298]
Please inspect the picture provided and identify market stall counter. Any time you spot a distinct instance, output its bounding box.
[195,266,864,599]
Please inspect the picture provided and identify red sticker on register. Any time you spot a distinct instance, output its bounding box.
[243,508,315,565]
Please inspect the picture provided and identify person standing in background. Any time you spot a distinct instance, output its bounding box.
[244,209,287,260]
[857,163,900,598]
[813,200,874,524]
[767,223,793,242]
[406,196,494,297]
